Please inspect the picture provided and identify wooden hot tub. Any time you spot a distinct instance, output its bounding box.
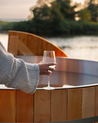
[0,56,98,122]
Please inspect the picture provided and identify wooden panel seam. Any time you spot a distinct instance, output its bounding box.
[18,38,34,55]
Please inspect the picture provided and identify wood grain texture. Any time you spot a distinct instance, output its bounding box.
[68,88,82,120]
[37,38,44,56]
[27,34,39,55]
[82,87,95,118]
[8,31,18,52]
[18,38,34,55]
[95,86,98,116]
[51,89,67,122]
[8,30,67,57]
[8,36,19,55]
[17,90,33,122]
[43,39,50,51]
[96,86,98,123]
[34,90,50,122]
[96,86,98,115]
[17,31,27,45]
[0,90,16,122]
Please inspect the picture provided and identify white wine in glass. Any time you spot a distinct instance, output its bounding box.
[43,51,56,90]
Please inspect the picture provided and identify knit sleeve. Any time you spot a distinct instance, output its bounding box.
[0,42,40,94]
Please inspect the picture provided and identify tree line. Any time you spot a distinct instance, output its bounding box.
[2,0,98,36]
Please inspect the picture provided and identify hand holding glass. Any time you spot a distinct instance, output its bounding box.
[43,51,56,90]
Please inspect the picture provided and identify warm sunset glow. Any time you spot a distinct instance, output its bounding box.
[73,0,85,4]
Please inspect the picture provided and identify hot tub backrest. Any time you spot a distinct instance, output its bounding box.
[7,30,67,57]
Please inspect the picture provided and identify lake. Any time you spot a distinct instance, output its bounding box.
[0,33,98,61]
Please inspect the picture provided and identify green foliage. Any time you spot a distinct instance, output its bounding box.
[1,0,98,36]
[33,5,51,20]
[87,0,98,22]
[78,8,91,22]
[55,0,78,20]
[0,21,11,31]
[33,0,78,22]
[2,22,16,30]
[55,20,70,34]
[0,21,9,25]
[11,20,98,36]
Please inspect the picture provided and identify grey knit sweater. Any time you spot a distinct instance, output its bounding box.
[0,42,39,94]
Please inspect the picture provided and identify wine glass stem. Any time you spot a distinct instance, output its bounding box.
[48,75,50,87]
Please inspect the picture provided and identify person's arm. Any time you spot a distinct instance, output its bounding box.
[0,42,39,94]
[0,42,56,94]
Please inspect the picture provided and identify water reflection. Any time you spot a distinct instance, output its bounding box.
[45,36,98,61]
[0,33,8,50]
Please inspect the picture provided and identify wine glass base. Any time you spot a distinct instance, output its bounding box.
[43,86,55,90]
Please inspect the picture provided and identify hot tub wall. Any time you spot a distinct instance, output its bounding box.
[0,56,98,122]
[0,87,98,122]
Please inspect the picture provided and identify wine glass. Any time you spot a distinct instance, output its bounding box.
[43,51,56,90]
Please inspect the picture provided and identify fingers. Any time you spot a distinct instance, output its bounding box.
[48,67,55,72]
[44,69,53,75]
[47,70,52,75]
[38,62,57,75]
[44,63,56,75]
[46,64,56,71]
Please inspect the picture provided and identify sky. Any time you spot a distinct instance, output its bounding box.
[0,0,85,21]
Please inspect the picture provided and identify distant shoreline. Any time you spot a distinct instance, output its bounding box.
[0,18,27,22]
